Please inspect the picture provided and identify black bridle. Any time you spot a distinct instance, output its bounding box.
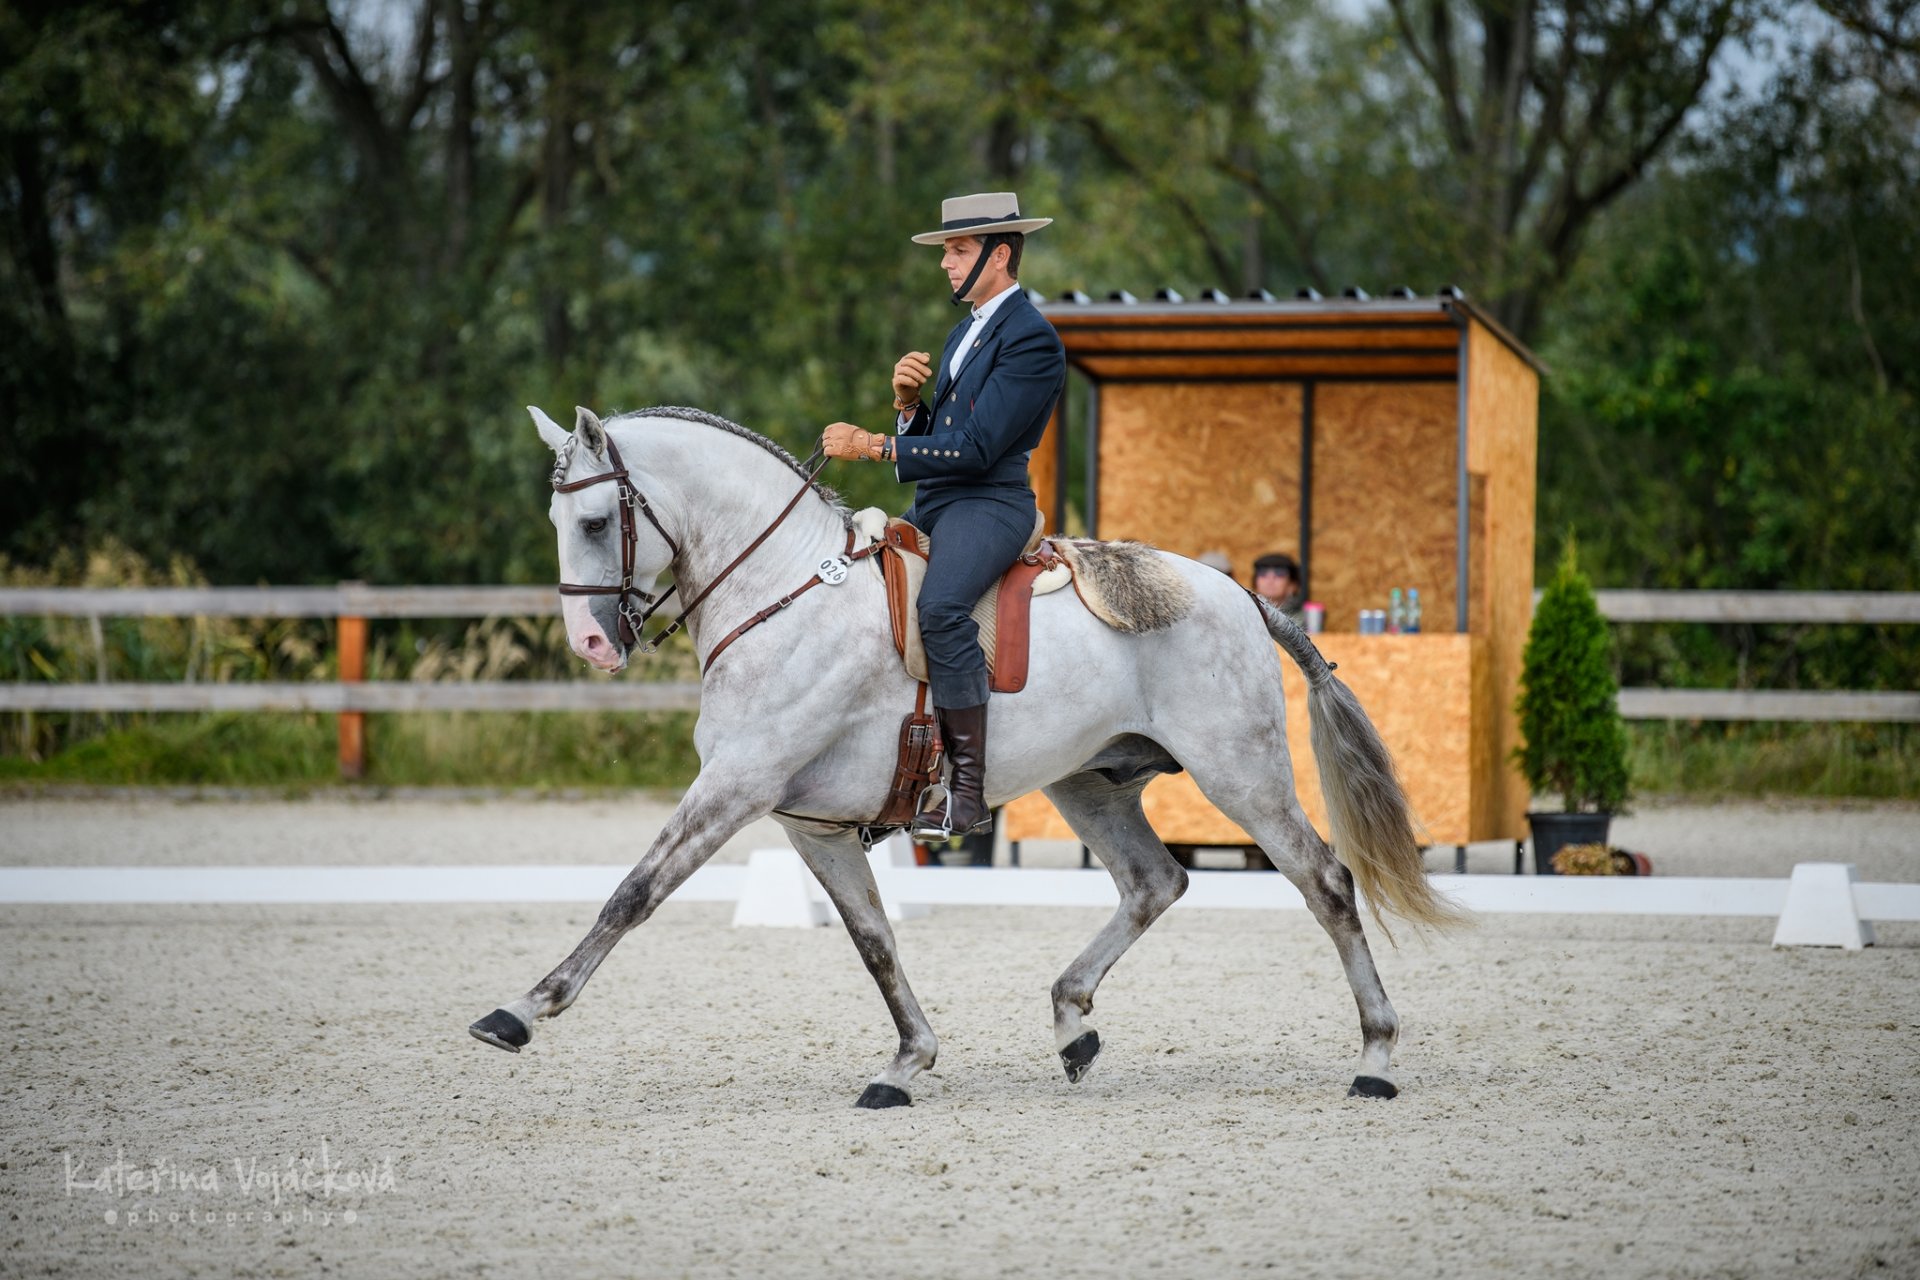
[551,432,830,658]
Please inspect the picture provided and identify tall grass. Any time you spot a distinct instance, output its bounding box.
[1629,722,1919,801]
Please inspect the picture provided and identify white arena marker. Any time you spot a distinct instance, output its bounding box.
[731,848,829,928]
[1772,863,1875,949]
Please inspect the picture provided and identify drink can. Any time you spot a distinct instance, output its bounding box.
[1303,602,1324,634]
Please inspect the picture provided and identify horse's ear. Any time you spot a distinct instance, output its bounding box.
[575,406,607,458]
[528,405,570,453]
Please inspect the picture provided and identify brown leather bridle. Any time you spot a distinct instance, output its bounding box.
[552,434,688,653]
[551,431,868,666]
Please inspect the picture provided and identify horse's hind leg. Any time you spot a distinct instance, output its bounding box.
[783,824,939,1109]
[1041,770,1190,1084]
[1196,785,1402,1098]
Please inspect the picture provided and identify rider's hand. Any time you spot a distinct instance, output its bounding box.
[822,422,889,462]
[892,351,933,406]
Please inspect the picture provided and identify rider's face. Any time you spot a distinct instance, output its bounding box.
[940,235,1005,304]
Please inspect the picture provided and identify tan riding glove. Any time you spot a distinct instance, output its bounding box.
[822,422,892,462]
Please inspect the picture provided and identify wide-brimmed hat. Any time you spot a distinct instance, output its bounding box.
[910,191,1053,245]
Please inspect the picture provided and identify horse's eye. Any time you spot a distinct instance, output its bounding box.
[583,517,609,535]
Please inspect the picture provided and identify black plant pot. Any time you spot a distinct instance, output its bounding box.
[1527,811,1614,875]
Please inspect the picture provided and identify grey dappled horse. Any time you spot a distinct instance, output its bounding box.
[468,405,1462,1107]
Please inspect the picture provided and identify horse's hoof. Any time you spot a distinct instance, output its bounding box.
[1060,1030,1101,1084]
[468,1009,530,1053]
[1348,1074,1398,1099]
[855,1083,912,1109]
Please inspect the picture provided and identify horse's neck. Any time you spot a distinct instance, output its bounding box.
[626,427,847,659]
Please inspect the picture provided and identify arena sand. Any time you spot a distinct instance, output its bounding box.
[1,796,1915,1278]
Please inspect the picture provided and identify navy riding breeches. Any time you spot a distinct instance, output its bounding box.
[904,496,1035,709]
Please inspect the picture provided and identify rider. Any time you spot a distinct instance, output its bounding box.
[821,191,1066,838]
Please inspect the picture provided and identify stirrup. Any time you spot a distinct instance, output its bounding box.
[910,791,991,839]
[909,786,954,839]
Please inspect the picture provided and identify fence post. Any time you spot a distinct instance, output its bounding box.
[337,582,367,779]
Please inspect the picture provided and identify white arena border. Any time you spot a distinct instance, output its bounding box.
[3,843,1915,948]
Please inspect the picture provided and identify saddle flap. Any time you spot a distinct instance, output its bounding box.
[879,518,931,679]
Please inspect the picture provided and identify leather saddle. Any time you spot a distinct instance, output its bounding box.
[869,509,1072,695]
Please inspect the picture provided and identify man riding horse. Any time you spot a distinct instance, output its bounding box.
[821,191,1066,841]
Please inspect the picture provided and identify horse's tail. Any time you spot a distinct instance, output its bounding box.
[1250,594,1468,938]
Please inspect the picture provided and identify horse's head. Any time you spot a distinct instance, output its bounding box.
[530,405,674,673]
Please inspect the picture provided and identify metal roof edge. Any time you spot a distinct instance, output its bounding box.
[1439,297,1549,378]
[1037,297,1454,321]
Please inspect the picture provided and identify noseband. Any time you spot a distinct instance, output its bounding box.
[551,432,836,659]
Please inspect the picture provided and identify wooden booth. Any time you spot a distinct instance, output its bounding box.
[1009,289,1541,863]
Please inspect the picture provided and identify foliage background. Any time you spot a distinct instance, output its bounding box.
[3,0,1916,790]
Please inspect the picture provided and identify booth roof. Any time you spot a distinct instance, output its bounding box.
[1031,287,1543,382]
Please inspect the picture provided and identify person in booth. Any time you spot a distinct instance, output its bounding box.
[819,192,1067,839]
[1252,552,1304,621]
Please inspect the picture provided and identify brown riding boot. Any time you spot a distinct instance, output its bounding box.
[912,703,992,837]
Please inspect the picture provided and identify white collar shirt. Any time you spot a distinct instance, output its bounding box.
[949,282,1020,379]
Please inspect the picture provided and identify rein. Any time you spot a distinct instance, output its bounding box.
[553,434,864,667]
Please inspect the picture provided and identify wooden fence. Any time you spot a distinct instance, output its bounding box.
[0,584,697,776]
[2,586,1915,776]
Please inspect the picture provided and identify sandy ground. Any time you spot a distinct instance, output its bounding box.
[1,795,1917,1278]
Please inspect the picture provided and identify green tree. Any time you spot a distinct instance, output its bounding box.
[1515,538,1631,812]
[1538,33,1919,694]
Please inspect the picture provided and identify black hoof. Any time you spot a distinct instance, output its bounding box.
[1060,1030,1102,1084]
[1348,1074,1398,1099]
[855,1083,912,1109]
[468,1009,530,1053]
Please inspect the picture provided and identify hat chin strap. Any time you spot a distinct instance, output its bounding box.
[950,236,998,307]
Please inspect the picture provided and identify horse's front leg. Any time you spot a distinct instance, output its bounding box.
[467,766,779,1052]
[783,823,938,1109]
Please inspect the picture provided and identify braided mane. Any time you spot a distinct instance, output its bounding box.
[612,405,851,527]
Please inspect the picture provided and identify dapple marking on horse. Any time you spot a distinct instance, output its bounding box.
[469,405,1464,1107]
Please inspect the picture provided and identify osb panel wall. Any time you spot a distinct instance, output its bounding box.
[1028,400,1063,528]
[1308,383,1458,633]
[1469,636,1497,837]
[1003,634,1480,846]
[1466,319,1538,840]
[1096,382,1303,579]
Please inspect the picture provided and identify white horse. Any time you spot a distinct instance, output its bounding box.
[468,405,1461,1107]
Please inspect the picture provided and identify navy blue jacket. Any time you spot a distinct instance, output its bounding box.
[896,288,1066,506]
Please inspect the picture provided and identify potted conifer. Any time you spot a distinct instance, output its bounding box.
[1514,538,1631,874]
